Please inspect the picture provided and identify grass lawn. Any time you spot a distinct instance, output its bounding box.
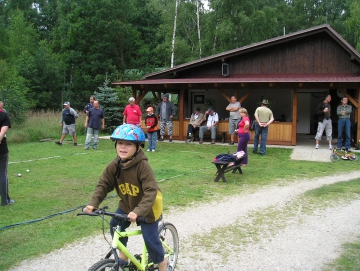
[0,135,359,270]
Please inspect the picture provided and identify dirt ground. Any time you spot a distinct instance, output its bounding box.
[9,171,360,271]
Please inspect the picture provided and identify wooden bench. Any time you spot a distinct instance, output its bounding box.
[212,156,246,182]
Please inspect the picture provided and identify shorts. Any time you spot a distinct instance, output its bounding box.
[62,124,76,136]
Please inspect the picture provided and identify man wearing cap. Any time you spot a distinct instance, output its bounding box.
[186,107,204,143]
[84,100,105,150]
[226,96,241,145]
[145,107,158,151]
[123,97,142,126]
[315,94,333,150]
[55,101,79,146]
[199,107,219,144]
[156,93,177,142]
[252,100,274,155]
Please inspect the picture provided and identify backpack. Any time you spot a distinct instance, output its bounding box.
[213,153,237,162]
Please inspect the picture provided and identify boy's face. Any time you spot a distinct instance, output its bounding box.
[116,140,137,160]
[146,110,153,115]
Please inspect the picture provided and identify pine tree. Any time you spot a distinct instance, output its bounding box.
[94,80,122,132]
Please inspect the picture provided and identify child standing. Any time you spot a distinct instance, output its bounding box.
[145,107,158,152]
[85,124,168,271]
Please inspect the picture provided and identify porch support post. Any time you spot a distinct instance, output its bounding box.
[356,89,360,146]
[291,89,298,146]
[179,88,185,140]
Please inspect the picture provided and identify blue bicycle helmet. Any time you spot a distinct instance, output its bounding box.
[110,124,146,146]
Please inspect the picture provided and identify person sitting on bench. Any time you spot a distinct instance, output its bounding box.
[186,107,204,142]
[199,107,219,145]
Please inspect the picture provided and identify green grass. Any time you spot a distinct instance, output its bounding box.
[0,112,359,270]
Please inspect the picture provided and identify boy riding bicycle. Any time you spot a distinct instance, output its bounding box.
[85,124,168,271]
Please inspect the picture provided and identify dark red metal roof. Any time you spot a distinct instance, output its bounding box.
[113,74,360,86]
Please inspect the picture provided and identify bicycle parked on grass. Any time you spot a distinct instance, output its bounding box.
[78,206,179,271]
[330,148,358,162]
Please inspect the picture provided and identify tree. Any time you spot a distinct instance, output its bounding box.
[93,80,123,132]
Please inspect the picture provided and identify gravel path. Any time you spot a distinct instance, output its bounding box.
[9,171,360,271]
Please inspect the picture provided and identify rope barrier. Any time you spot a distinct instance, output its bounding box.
[1,166,212,230]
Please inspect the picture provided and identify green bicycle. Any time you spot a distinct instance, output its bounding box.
[78,207,179,271]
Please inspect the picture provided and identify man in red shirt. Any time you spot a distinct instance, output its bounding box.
[123,97,142,126]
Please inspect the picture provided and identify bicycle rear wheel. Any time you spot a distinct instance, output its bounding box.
[158,222,179,271]
[88,259,125,271]
[330,154,340,162]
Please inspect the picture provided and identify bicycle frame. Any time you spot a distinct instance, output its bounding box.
[111,225,174,271]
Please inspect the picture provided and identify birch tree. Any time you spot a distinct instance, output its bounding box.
[171,0,179,67]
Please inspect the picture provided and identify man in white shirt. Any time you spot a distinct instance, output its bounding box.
[199,107,219,144]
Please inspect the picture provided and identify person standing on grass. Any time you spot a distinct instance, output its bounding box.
[252,100,274,156]
[84,100,105,150]
[145,107,158,152]
[156,93,177,142]
[83,95,95,114]
[336,97,352,151]
[0,111,13,206]
[236,108,250,166]
[315,94,333,150]
[55,101,78,146]
[226,96,241,145]
[123,97,142,126]
[85,124,168,271]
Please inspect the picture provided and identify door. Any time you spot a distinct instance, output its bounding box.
[297,93,311,133]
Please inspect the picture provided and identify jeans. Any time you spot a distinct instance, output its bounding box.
[253,123,268,155]
[85,128,100,149]
[337,118,351,149]
[199,126,217,139]
[110,208,164,264]
[0,153,10,206]
[147,131,158,150]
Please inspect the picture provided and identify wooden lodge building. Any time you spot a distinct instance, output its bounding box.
[114,24,360,146]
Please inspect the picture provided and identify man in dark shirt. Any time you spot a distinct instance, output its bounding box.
[83,95,95,114]
[0,112,13,206]
[84,100,105,150]
[55,101,79,146]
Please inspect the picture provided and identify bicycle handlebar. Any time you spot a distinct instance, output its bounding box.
[77,206,148,223]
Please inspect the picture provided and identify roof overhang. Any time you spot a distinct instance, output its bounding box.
[113,74,360,90]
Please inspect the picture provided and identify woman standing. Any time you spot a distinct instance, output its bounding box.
[237,108,250,166]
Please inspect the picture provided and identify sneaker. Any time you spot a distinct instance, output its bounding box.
[199,139,203,144]
[252,149,257,154]
[55,141,62,146]
[84,147,89,150]
[315,144,319,149]
[169,139,172,142]
[229,141,234,145]
[152,149,155,152]
[74,143,78,146]
[186,139,191,143]
[146,149,150,152]
[158,138,164,141]
[329,145,333,150]
[336,147,341,150]
[211,140,216,145]
[3,199,15,206]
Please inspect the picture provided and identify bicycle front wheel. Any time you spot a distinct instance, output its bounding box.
[88,259,125,271]
[349,154,358,161]
[158,222,179,271]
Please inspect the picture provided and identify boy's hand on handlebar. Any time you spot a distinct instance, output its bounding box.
[128,212,138,222]
[85,205,96,214]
